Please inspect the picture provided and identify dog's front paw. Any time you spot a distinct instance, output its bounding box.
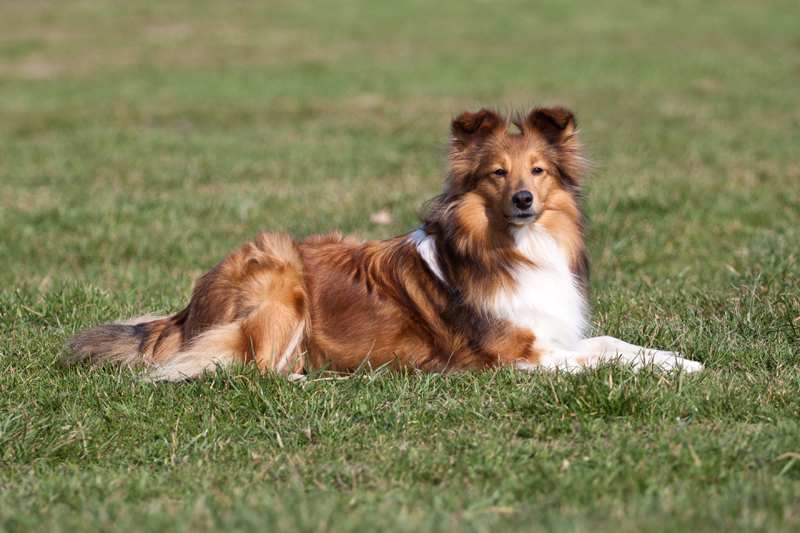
[675,358,704,373]
[657,355,703,373]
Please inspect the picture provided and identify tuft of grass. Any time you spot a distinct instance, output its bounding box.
[1,0,799,531]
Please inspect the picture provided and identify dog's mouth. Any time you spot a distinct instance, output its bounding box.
[502,211,541,224]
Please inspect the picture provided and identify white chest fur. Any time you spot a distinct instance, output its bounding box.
[488,225,587,351]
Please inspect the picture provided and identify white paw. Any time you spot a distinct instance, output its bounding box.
[642,354,704,373]
[671,358,704,373]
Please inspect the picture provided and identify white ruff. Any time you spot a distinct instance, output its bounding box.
[489,225,587,351]
[410,228,447,284]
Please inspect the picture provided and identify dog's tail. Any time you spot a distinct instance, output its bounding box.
[65,233,310,381]
[66,313,178,369]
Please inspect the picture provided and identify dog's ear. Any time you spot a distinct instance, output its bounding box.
[523,106,577,146]
[450,109,506,152]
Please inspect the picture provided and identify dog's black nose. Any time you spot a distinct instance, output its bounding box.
[512,190,534,210]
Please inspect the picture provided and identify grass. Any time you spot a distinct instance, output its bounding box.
[1,0,799,530]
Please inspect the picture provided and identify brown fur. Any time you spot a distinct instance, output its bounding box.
[66,106,589,381]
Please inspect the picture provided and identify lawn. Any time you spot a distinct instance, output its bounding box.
[1,0,799,531]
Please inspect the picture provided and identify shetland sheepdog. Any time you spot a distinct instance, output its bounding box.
[67,106,703,380]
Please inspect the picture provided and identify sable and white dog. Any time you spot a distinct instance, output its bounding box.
[67,106,703,380]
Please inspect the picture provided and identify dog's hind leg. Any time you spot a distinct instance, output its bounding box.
[233,233,310,376]
[223,233,310,376]
[146,305,308,382]
[239,293,308,376]
[148,233,310,381]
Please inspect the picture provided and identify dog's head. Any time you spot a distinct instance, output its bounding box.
[447,107,586,228]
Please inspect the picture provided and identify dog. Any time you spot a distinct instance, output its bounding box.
[66,106,703,380]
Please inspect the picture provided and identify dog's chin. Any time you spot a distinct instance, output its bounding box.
[502,212,540,226]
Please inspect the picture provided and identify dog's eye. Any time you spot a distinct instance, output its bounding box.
[492,169,507,176]
[532,167,544,175]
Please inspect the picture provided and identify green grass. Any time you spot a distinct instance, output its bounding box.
[1,0,799,531]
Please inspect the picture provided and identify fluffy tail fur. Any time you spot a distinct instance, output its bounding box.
[66,233,310,381]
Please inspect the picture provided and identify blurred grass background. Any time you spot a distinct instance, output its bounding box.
[2,0,797,295]
[1,0,799,531]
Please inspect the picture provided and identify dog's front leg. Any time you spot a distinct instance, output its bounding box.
[515,341,703,373]
[577,336,680,358]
